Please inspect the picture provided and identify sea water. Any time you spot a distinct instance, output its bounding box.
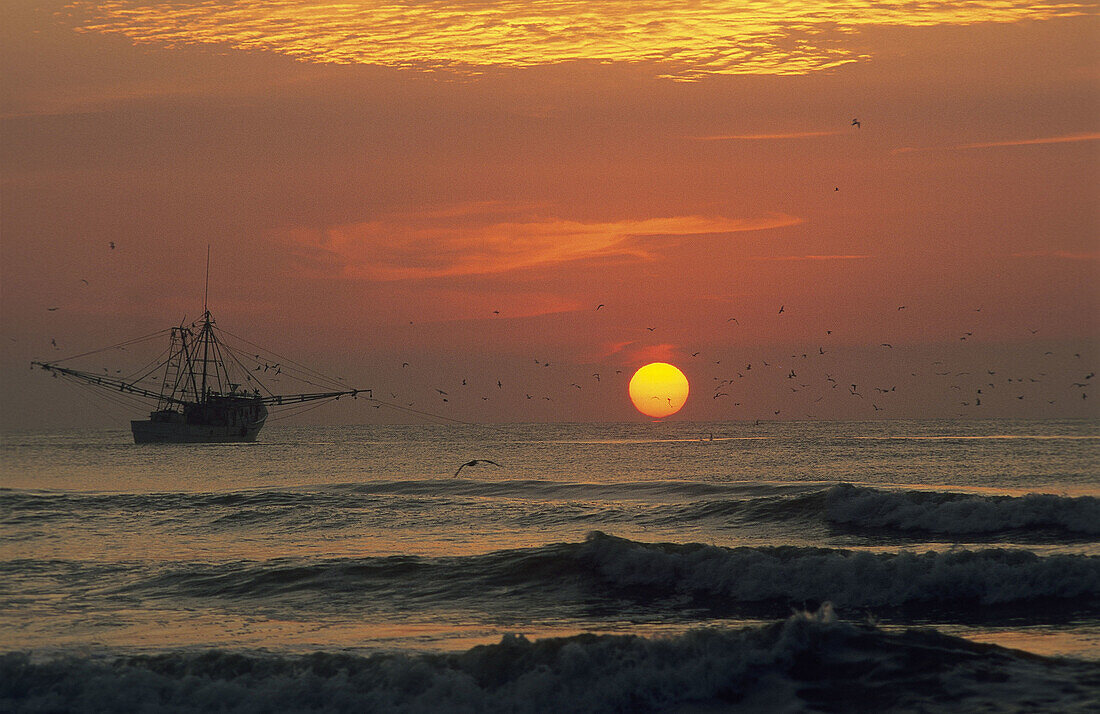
[1,419,1098,712]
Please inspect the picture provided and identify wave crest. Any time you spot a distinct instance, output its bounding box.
[4,610,1097,713]
[825,484,1100,536]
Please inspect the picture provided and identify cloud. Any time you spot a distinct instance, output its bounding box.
[893,132,1100,154]
[1010,250,1099,260]
[691,131,844,141]
[60,1,1089,79]
[287,205,802,280]
[746,254,871,261]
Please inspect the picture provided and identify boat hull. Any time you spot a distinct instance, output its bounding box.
[131,420,264,444]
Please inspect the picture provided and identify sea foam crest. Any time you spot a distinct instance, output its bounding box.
[825,484,1100,535]
[4,610,1098,713]
[578,532,1100,607]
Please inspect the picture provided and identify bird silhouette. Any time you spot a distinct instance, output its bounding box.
[778,305,785,314]
[851,118,860,129]
[453,459,503,477]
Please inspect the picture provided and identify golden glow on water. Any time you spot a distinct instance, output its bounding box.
[61,1,1089,78]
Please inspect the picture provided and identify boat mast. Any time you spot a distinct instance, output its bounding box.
[199,246,211,402]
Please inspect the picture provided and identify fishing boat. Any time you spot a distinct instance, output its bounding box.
[32,299,364,444]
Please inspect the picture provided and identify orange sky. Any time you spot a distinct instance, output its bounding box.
[2,2,1097,428]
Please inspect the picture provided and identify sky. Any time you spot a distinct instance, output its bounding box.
[1,1,1097,429]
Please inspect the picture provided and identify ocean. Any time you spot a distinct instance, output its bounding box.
[1,419,1098,712]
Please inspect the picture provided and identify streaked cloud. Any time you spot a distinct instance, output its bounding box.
[60,1,1088,79]
[1011,250,1100,260]
[288,205,802,280]
[893,132,1100,154]
[958,133,1100,150]
[692,131,844,141]
[746,254,871,261]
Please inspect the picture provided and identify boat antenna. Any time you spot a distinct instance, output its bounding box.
[203,245,210,316]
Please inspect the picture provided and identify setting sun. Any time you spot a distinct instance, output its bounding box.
[628,362,689,418]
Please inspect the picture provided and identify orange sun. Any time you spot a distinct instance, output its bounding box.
[628,362,689,418]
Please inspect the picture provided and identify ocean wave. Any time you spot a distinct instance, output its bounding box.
[825,484,1100,536]
[99,534,1100,616]
[3,610,1097,713]
[4,483,1098,543]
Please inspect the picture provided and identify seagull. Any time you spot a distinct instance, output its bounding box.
[453,459,502,477]
[109,241,116,249]
[851,118,860,129]
[46,307,59,311]
[778,305,785,314]
[596,304,604,310]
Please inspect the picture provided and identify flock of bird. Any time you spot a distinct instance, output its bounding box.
[371,299,1093,425]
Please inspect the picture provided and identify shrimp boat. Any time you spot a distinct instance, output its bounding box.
[32,306,364,444]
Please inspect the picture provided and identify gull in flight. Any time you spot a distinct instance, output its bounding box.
[453,459,503,477]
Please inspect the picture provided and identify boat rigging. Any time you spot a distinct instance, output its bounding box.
[32,306,365,443]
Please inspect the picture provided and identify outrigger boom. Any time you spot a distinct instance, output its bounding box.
[30,362,362,407]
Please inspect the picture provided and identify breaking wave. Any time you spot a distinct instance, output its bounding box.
[824,483,1100,536]
[3,481,1098,541]
[93,533,1100,617]
[4,609,1097,713]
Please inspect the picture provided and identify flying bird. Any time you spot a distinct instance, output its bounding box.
[109,241,115,249]
[596,304,604,310]
[778,305,785,314]
[46,307,59,311]
[851,118,860,128]
[453,459,502,477]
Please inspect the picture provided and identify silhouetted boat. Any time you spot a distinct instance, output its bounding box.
[33,276,362,443]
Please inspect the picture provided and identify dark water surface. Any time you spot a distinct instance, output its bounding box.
[2,419,1098,711]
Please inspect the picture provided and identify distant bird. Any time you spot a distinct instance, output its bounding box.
[897,306,906,311]
[435,389,448,396]
[778,305,785,314]
[881,343,892,349]
[851,118,860,129]
[46,307,59,311]
[492,310,499,316]
[691,352,700,357]
[596,304,604,310]
[646,327,656,332]
[50,338,58,348]
[453,459,502,477]
[109,241,116,249]
[402,362,409,368]
[80,279,89,286]
[727,317,739,324]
